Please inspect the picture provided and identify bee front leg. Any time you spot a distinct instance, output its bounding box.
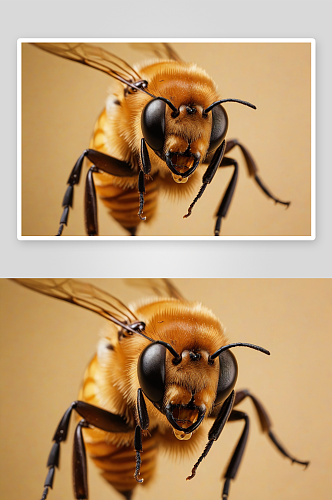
[134,389,150,482]
[138,139,152,221]
[186,390,235,481]
[234,389,309,467]
[184,140,226,220]
[57,149,135,236]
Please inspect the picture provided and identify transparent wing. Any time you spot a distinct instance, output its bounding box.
[125,278,184,300]
[32,42,144,87]
[129,42,182,62]
[12,278,138,325]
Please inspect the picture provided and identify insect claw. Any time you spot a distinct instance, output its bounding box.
[186,471,196,481]
[134,471,144,483]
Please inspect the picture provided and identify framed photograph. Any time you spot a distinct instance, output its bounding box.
[1,278,328,500]
[18,39,315,239]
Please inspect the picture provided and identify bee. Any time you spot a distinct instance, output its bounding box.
[12,278,308,500]
[28,42,290,237]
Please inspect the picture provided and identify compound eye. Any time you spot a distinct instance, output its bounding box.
[214,350,238,406]
[137,343,166,403]
[141,99,166,152]
[207,104,228,154]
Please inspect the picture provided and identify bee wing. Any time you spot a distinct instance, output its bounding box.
[125,278,184,300]
[12,278,138,325]
[129,42,182,62]
[32,42,143,86]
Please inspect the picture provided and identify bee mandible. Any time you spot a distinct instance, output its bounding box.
[30,43,290,236]
[13,278,308,500]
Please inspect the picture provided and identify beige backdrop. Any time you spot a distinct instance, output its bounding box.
[0,279,330,500]
[21,42,311,237]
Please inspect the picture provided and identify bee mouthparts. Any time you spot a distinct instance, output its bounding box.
[165,402,206,438]
[165,151,200,182]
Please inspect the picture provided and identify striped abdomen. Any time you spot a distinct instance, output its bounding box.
[90,109,159,234]
[79,355,158,497]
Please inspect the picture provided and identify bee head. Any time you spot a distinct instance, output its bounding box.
[137,342,240,440]
[137,336,268,440]
[141,96,254,184]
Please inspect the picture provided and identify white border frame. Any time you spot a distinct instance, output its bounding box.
[17,38,316,241]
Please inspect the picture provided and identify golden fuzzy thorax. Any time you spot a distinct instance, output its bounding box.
[104,60,221,191]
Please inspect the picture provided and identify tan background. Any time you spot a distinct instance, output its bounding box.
[21,42,311,237]
[0,278,330,500]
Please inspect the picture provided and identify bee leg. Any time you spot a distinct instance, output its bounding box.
[134,389,150,483]
[138,171,146,221]
[221,409,250,499]
[39,404,75,500]
[225,139,291,207]
[138,139,152,221]
[134,425,144,483]
[186,390,235,480]
[73,419,90,499]
[234,389,309,467]
[85,166,99,236]
[184,141,226,219]
[137,388,150,430]
[57,148,135,236]
[214,157,239,236]
[39,401,132,500]
[57,151,85,236]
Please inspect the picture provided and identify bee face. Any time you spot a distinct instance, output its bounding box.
[136,299,238,440]
[138,342,238,440]
[140,60,229,185]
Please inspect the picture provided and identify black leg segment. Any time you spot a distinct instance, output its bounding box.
[222,409,250,500]
[134,425,143,483]
[134,389,151,483]
[225,139,290,207]
[234,389,309,467]
[254,174,291,207]
[137,388,149,430]
[138,170,146,221]
[214,157,239,236]
[186,390,235,480]
[137,138,153,221]
[39,401,132,500]
[56,149,135,236]
[85,166,99,236]
[73,420,89,499]
[184,140,226,219]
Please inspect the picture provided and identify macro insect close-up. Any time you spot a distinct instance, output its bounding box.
[20,41,312,237]
[1,278,326,500]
